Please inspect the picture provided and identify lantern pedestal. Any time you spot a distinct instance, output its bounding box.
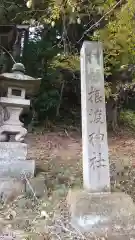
[0,142,35,179]
[0,63,41,179]
[4,106,23,126]
[0,96,30,142]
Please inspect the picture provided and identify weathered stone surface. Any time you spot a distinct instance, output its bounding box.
[0,235,17,240]
[25,174,47,198]
[0,232,46,240]
[0,231,22,240]
[80,41,110,191]
[0,143,27,161]
[0,160,35,179]
[0,178,24,204]
[67,190,135,238]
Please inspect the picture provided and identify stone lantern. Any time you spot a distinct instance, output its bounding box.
[0,62,41,142]
[0,63,41,179]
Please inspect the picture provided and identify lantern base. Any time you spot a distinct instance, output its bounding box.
[0,142,35,179]
[0,124,27,142]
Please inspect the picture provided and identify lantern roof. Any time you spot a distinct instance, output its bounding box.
[0,63,41,81]
[0,63,41,96]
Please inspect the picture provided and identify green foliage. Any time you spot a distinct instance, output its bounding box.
[0,0,27,23]
[105,82,112,99]
[1,0,135,126]
[23,0,135,124]
[101,0,135,74]
[50,54,80,72]
[120,110,135,129]
[90,0,135,79]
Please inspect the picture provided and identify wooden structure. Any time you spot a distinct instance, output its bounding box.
[0,25,29,72]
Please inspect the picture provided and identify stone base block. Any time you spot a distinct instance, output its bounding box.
[0,160,35,179]
[0,142,27,161]
[0,178,24,204]
[67,189,135,239]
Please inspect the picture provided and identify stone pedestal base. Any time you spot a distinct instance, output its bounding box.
[0,160,35,179]
[67,190,135,239]
[0,178,24,204]
[0,142,35,179]
[0,142,27,160]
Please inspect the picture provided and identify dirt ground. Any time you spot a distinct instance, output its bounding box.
[27,127,135,175]
[1,128,135,239]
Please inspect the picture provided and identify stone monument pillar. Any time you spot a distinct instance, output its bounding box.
[67,41,135,239]
[0,63,41,179]
[81,41,110,191]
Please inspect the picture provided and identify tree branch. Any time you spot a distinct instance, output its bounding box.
[0,45,16,64]
[77,0,123,43]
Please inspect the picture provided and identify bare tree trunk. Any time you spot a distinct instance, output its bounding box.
[106,98,119,131]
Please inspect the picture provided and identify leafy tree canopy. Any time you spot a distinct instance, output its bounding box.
[0,0,135,127]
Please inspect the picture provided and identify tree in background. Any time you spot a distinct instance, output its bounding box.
[1,0,135,129]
